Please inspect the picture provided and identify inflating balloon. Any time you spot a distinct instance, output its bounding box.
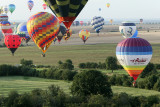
[4,35,21,56]
[119,22,136,38]
[43,0,88,29]
[8,4,15,14]
[116,38,152,85]
[28,0,34,11]
[0,14,8,21]
[91,16,104,36]
[79,29,90,44]
[27,12,60,56]
[0,21,13,36]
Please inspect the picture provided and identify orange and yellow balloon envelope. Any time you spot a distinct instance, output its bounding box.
[27,12,60,55]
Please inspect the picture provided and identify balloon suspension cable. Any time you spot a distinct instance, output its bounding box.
[12,53,14,56]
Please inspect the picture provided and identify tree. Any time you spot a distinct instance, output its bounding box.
[65,59,73,65]
[59,63,74,70]
[105,56,118,73]
[140,63,155,78]
[71,70,113,98]
[20,59,33,66]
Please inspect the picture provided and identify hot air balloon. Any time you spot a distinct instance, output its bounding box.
[27,12,60,57]
[28,0,34,11]
[79,29,90,44]
[3,6,8,14]
[80,21,83,26]
[53,37,57,44]
[57,25,66,44]
[8,4,15,14]
[119,22,137,38]
[16,22,31,43]
[99,8,101,11]
[91,16,104,36]
[140,19,143,23]
[0,21,13,36]
[43,0,88,29]
[0,14,8,22]
[116,38,152,86]
[106,3,110,8]
[42,4,47,10]
[4,35,21,56]
[109,19,113,24]
[63,29,72,41]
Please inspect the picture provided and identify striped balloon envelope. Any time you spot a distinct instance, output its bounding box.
[28,0,34,11]
[0,21,13,36]
[91,16,104,36]
[116,38,152,81]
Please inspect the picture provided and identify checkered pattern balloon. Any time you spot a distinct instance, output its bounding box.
[27,12,60,53]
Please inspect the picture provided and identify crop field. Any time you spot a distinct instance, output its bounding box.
[0,43,160,67]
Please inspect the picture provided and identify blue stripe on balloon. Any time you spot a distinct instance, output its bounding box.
[116,52,152,55]
[116,46,152,52]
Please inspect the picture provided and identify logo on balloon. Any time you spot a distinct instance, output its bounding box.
[130,58,147,64]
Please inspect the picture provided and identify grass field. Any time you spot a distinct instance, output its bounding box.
[0,43,160,67]
[1,76,160,97]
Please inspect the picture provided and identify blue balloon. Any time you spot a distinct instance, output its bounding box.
[131,30,138,38]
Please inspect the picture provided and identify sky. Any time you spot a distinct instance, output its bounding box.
[1,0,160,22]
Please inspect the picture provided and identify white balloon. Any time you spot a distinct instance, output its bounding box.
[119,22,136,38]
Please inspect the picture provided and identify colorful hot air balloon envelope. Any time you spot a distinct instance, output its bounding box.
[43,0,88,29]
[63,29,72,41]
[119,22,136,38]
[28,0,34,11]
[0,21,13,36]
[3,6,8,14]
[0,14,8,21]
[17,22,30,43]
[57,25,67,44]
[4,35,21,56]
[42,4,47,10]
[8,4,15,14]
[106,3,110,8]
[27,12,60,56]
[116,38,152,84]
[79,29,90,44]
[80,21,83,26]
[110,19,113,24]
[91,16,104,36]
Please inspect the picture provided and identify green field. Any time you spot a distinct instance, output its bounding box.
[0,43,159,67]
[1,76,160,97]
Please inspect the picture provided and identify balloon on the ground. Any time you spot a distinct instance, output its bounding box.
[4,35,21,56]
[0,21,13,36]
[28,0,34,11]
[0,14,8,21]
[140,19,143,23]
[79,29,90,44]
[119,22,136,38]
[91,16,104,35]
[42,4,47,10]
[110,19,113,24]
[116,38,152,83]
[27,12,60,55]
[43,0,88,29]
[8,4,15,14]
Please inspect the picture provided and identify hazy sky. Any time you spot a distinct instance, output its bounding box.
[1,0,160,21]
